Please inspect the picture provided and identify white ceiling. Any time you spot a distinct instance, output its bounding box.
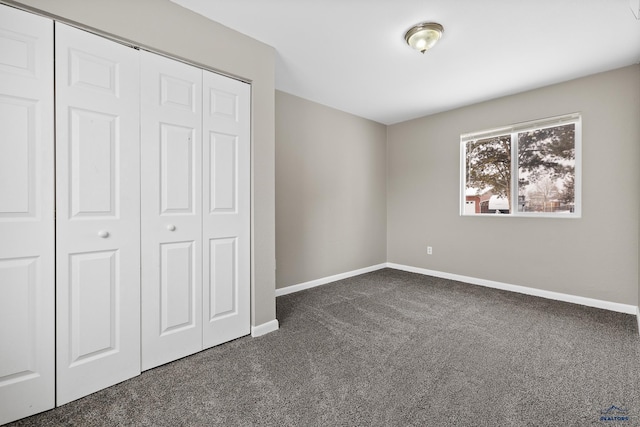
[173,0,640,125]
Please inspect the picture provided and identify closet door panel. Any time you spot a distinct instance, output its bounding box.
[202,71,250,348]
[0,5,54,424]
[55,23,140,405]
[141,51,203,371]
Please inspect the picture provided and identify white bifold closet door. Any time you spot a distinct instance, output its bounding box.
[202,71,251,348]
[55,23,141,405]
[141,51,203,370]
[141,53,251,369]
[0,6,55,424]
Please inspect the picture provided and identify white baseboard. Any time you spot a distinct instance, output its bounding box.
[251,319,279,337]
[275,263,387,297]
[387,262,638,315]
[272,261,638,326]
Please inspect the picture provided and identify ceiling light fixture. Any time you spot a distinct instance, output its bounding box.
[404,22,444,53]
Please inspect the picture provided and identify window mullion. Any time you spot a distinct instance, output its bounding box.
[511,131,519,215]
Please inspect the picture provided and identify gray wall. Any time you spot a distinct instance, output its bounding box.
[7,0,277,326]
[275,91,387,288]
[387,65,640,305]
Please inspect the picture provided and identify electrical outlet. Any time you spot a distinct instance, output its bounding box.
[427,246,433,255]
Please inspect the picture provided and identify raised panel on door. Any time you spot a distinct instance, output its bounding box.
[55,22,140,405]
[68,251,119,363]
[141,51,203,370]
[202,71,250,349]
[0,5,54,424]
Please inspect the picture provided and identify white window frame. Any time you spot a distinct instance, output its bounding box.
[460,113,582,218]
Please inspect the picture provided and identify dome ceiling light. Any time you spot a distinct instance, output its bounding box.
[404,22,444,53]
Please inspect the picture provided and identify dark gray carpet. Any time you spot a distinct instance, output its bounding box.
[8,268,640,426]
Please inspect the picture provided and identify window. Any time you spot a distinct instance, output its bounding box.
[461,113,581,217]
